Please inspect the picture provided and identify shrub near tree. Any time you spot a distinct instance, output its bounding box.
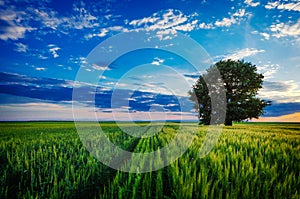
[189,59,271,126]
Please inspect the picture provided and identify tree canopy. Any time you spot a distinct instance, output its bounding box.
[189,59,271,126]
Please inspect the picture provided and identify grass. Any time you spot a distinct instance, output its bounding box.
[0,122,299,198]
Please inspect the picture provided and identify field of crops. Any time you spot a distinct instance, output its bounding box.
[0,122,299,198]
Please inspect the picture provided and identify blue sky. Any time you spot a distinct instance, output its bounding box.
[0,0,299,121]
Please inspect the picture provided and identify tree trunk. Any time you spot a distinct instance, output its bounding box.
[225,119,233,126]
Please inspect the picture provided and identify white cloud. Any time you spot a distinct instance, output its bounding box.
[32,6,100,31]
[215,9,246,27]
[68,56,91,69]
[128,8,248,34]
[223,48,265,60]
[0,102,74,121]
[85,26,129,39]
[14,43,28,52]
[175,20,198,31]
[269,19,300,38]
[277,2,300,12]
[35,67,47,71]
[145,9,189,30]
[244,0,260,7]
[128,9,198,39]
[232,9,246,17]
[70,6,99,29]
[129,15,159,26]
[91,64,110,71]
[199,22,215,29]
[215,17,237,27]
[108,26,124,31]
[69,56,87,65]
[265,1,279,9]
[66,80,97,88]
[199,9,249,30]
[38,54,49,60]
[0,25,35,41]
[0,9,35,40]
[85,29,108,39]
[259,80,300,103]
[127,8,248,34]
[0,100,197,121]
[252,30,271,40]
[256,63,280,79]
[32,9,65,30]
[0,2,103,41]
[265,1,300,12]
[260,32,270,40]
[48,45,61,58]
[151,57,165,66]
[253,17,299,42]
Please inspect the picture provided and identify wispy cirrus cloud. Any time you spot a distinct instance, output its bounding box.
[91,64,111,71]
[218,48,265,61]
[29,5,101,31]
[14,43,28,52]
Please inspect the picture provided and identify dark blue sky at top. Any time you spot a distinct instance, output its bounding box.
[0,0,299,120]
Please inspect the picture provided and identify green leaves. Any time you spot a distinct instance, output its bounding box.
[190,59,270,125]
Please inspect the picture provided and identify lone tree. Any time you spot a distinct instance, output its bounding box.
[189,59,270,126]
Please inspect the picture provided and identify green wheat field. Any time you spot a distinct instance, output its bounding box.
[0,122,299,199]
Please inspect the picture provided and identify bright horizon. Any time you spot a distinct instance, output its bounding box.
[0,0,299,122]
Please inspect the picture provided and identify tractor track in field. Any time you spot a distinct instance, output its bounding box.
[76,125,153,198]
[108,125,152,169]
[156,126,177,198]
